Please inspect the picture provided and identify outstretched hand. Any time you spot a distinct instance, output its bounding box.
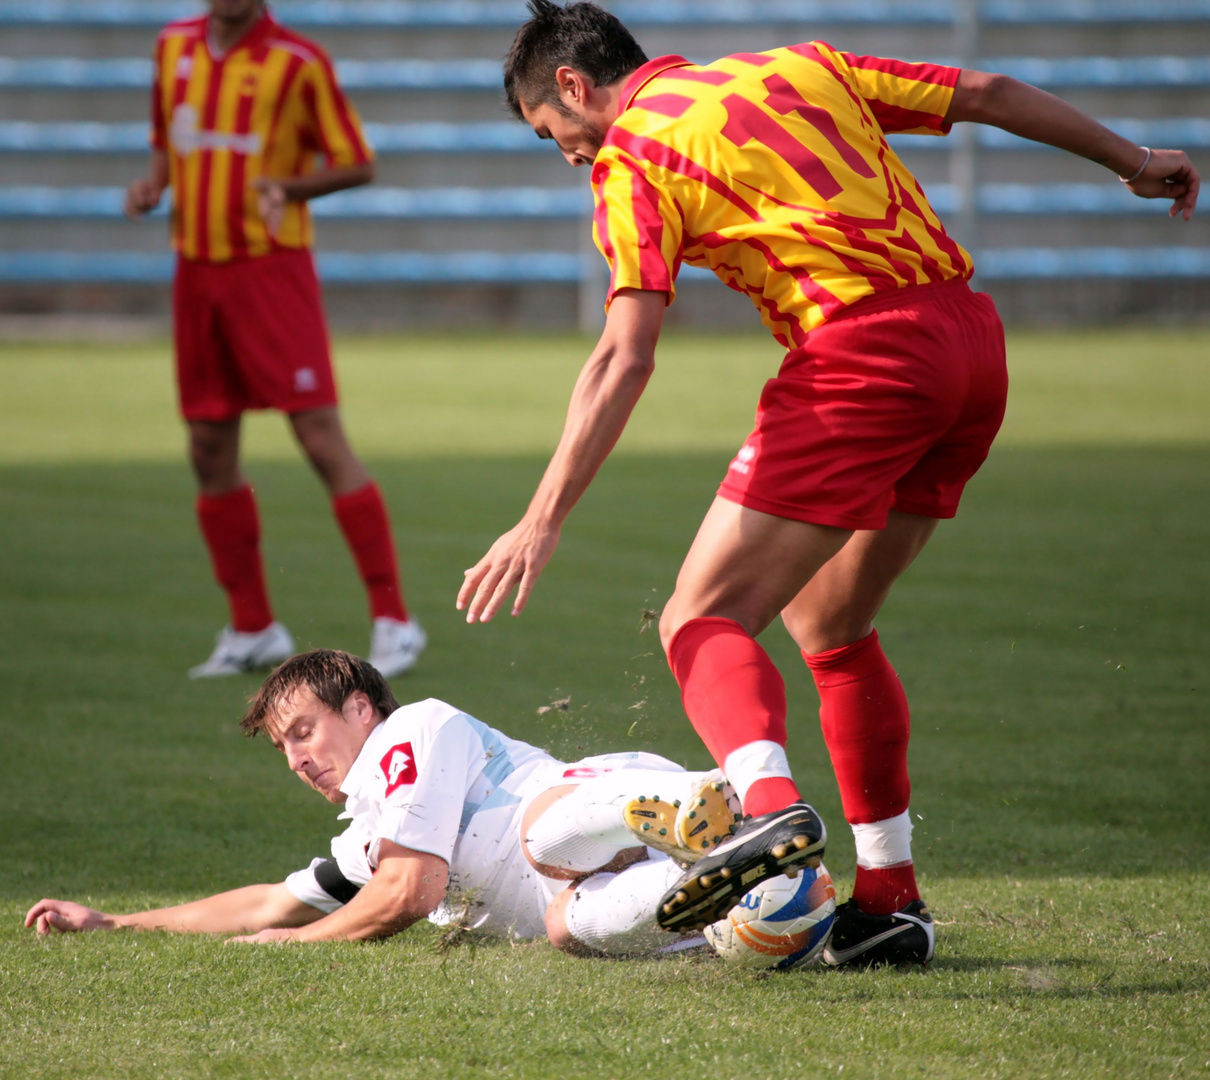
[25,899,116,935]
[1122,148,1200,220]
[456,515,562,624]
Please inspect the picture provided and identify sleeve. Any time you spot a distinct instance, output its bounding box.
[836,49,961,136]
[284,856,363,914]
[368,713,485,866]
[301,52,374,167]
[590,146,684,309]
[150,35,168,151]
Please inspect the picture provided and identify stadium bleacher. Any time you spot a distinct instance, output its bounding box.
[1,0,1207,327]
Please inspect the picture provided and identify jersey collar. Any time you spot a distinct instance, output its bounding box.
[339,718,391,799]
[618,54,694,113]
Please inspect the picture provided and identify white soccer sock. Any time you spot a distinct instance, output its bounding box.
[523,809,626,874]
[722,740,793,807]
[562,854,686,955]
[851,810,914,868]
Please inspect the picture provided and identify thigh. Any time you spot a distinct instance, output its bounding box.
[173,258,247,422]
[217,250,338,415]
[781,509,939,655]
[660,496,852,647]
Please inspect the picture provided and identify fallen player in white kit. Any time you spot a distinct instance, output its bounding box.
[25,649,740,956]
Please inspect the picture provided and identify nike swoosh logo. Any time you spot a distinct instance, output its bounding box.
[823,922,913,965]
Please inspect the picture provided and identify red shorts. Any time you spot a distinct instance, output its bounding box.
[718,279,1008,531]
[173,248,338,422]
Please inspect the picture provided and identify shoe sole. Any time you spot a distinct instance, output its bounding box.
[657,807,826,931]
[621,775,742,866]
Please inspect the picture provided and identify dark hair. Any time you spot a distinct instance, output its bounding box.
[240,649,400,737]
[504,0,647,119]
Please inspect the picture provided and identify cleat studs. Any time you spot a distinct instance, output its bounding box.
[673,800,681,808]
[806,855,822,869]
[658,827,667,836]
[638,796,646,803]
[688,811,697,820]
[641,823,651,831]
[719,867,731,879]
[662,902,675,915]
[701,840,710,850]
[698,797,707,807]
[785,868,799,880]
[712,781,723,792]
[653,796,660,803]
[675,890,689,905]
[772,843,789,860]
[698,874,712,889]
[733,813,742,821]
[793,834,809,851]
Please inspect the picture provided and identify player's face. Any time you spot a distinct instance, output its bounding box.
[264,687,376,805]
[522,101,611,167]
[207,0,263,26]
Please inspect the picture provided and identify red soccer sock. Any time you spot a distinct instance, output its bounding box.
[667,617,802,817]
[802,629,919,914]
[332,481,408,622]
[196,485,273,634]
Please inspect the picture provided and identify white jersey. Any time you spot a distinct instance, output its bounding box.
[286,699,566,938]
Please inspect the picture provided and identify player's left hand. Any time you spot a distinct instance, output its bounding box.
[1121,148,1200,220]
[457,514,562,623]
[226,927,299,945]
[253,178,288,236]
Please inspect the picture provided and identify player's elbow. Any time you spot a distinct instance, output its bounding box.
[949,69,1017,126]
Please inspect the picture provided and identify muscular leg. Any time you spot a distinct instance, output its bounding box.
[782,509,939,915]
[657,496,851,816]
[189,418,274,633]
[291,406,409,623]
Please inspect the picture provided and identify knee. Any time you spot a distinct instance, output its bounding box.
[545,888,597,957]
[784,608,873,657]
[188,425,239,489]
[657,605,683,657]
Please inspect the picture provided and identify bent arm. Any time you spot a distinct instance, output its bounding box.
[946,70,1199,219]
[235,843,449,944]
[457,288,666,623]
[26,883,322,936]
[264,161,375,203]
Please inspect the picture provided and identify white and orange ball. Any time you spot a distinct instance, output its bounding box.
[704,864,836,970]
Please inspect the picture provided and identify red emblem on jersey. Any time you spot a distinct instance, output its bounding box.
[380,742,417,796]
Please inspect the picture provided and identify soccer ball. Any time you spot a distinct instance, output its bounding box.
[704,864,836,970]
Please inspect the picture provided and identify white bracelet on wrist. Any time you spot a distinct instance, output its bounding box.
[1119,146,1151,184]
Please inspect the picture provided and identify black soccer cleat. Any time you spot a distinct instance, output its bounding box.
[821,898,935,968]
[655,801,826,932]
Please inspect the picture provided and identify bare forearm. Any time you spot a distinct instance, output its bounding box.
[949,71,1145,177]
[526,342,654,526]
[113,884,318,935]
[277,161,374,203]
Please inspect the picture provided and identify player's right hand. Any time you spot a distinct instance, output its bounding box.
[1122,148,1200,221]
[124,178,163,220]
[457,515,562,624]
[25,898,117,934]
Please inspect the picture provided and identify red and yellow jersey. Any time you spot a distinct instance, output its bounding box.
[151,11,372,262]
[592,44,971,348]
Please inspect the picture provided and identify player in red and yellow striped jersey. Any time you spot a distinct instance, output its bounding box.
[125,0,425,681]
[460,2,1200,962]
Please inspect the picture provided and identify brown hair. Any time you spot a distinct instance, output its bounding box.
[241,649,400,737]
[503,0,647,119]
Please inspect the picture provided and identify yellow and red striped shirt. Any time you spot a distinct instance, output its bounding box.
[151,11,373,262]
[592,44,972,348]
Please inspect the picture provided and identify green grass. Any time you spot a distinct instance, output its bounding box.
[1,330,1208,1079]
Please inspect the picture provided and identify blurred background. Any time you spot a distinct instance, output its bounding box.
[0,0,1207,338]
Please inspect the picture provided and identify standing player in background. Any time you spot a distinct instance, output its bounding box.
[459,1,1199,964]
[125,0,425,679]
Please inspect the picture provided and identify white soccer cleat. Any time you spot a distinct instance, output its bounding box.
[368,616,427,678]
[188,622,295,679]
[621,770,743,867]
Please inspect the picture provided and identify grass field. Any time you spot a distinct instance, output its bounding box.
[1,328,1208,1079]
